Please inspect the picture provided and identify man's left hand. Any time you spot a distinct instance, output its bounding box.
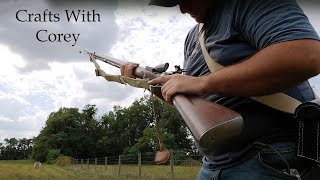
[148,74,206,104]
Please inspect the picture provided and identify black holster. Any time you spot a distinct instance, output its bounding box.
[294,99,320,163]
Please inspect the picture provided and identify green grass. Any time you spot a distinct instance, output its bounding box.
[72,164,200,180]
[0,160,118,180]
[0,160,201,180]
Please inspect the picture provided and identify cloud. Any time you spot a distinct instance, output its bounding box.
[0,0,118,73]
[0,111,47,141]
[111,3,195,69]
[0,92,29,121]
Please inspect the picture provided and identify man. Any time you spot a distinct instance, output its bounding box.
[121,0,320,179]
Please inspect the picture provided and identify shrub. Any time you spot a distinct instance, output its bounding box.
[56,156,72,167]
[46,149,60,164]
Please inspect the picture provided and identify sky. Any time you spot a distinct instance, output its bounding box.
[0,0,319,142]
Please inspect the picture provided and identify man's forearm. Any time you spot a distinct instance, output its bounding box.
[200,39,320,97]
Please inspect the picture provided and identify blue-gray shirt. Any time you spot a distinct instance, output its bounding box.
[183,0,319,167]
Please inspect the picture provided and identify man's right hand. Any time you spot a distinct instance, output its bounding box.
[120,62,139,78]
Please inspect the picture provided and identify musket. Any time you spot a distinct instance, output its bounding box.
[82,50,244,149]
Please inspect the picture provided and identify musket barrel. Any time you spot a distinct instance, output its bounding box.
[93,55,122,68]
[93,53,158,80]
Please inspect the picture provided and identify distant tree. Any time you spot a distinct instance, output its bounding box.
[115,96,192,156]
[32,107,84,161]
[0,137,33,160]
[17,138,33,159]
[32,96,193,162]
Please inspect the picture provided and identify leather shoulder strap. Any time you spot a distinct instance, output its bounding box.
[198,23,302,114]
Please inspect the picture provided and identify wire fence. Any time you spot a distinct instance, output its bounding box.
[70,150,203,180]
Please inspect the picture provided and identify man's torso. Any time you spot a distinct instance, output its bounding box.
[183,0,319,167]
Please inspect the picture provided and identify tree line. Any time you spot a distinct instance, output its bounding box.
[31,96,194,163]
[0,138,33,160]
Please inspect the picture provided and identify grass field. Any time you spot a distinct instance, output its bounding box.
[0,160,118,180]
[0,160,201,180]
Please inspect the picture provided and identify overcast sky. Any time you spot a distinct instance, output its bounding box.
[0,0,319,142]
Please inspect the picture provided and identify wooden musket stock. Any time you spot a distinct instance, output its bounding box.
[87,52,244,148]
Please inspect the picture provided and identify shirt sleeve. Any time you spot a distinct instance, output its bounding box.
[183,25,198,68]
[235,0,319,50]
[183,29,191,68]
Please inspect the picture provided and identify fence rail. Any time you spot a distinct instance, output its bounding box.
[70,150,203,180]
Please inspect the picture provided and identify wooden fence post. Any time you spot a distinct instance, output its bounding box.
[118,155,121,176]
[105,157,108,171]
[71,158,74,169]
[81,159,83,169]
[95,158,97,170]
[170,150,174,180]
[87,158,89,169]
[76,159,79,170]
[138,152,142,177]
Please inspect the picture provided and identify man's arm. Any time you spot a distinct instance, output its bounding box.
[148,39,320,103]
[206,0,320,97]
[201,39,320,97]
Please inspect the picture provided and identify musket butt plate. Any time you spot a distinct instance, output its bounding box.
[199,115,243,149]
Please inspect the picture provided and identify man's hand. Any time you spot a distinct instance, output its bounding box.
[148,74,206,104]
[120,62,139,78]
